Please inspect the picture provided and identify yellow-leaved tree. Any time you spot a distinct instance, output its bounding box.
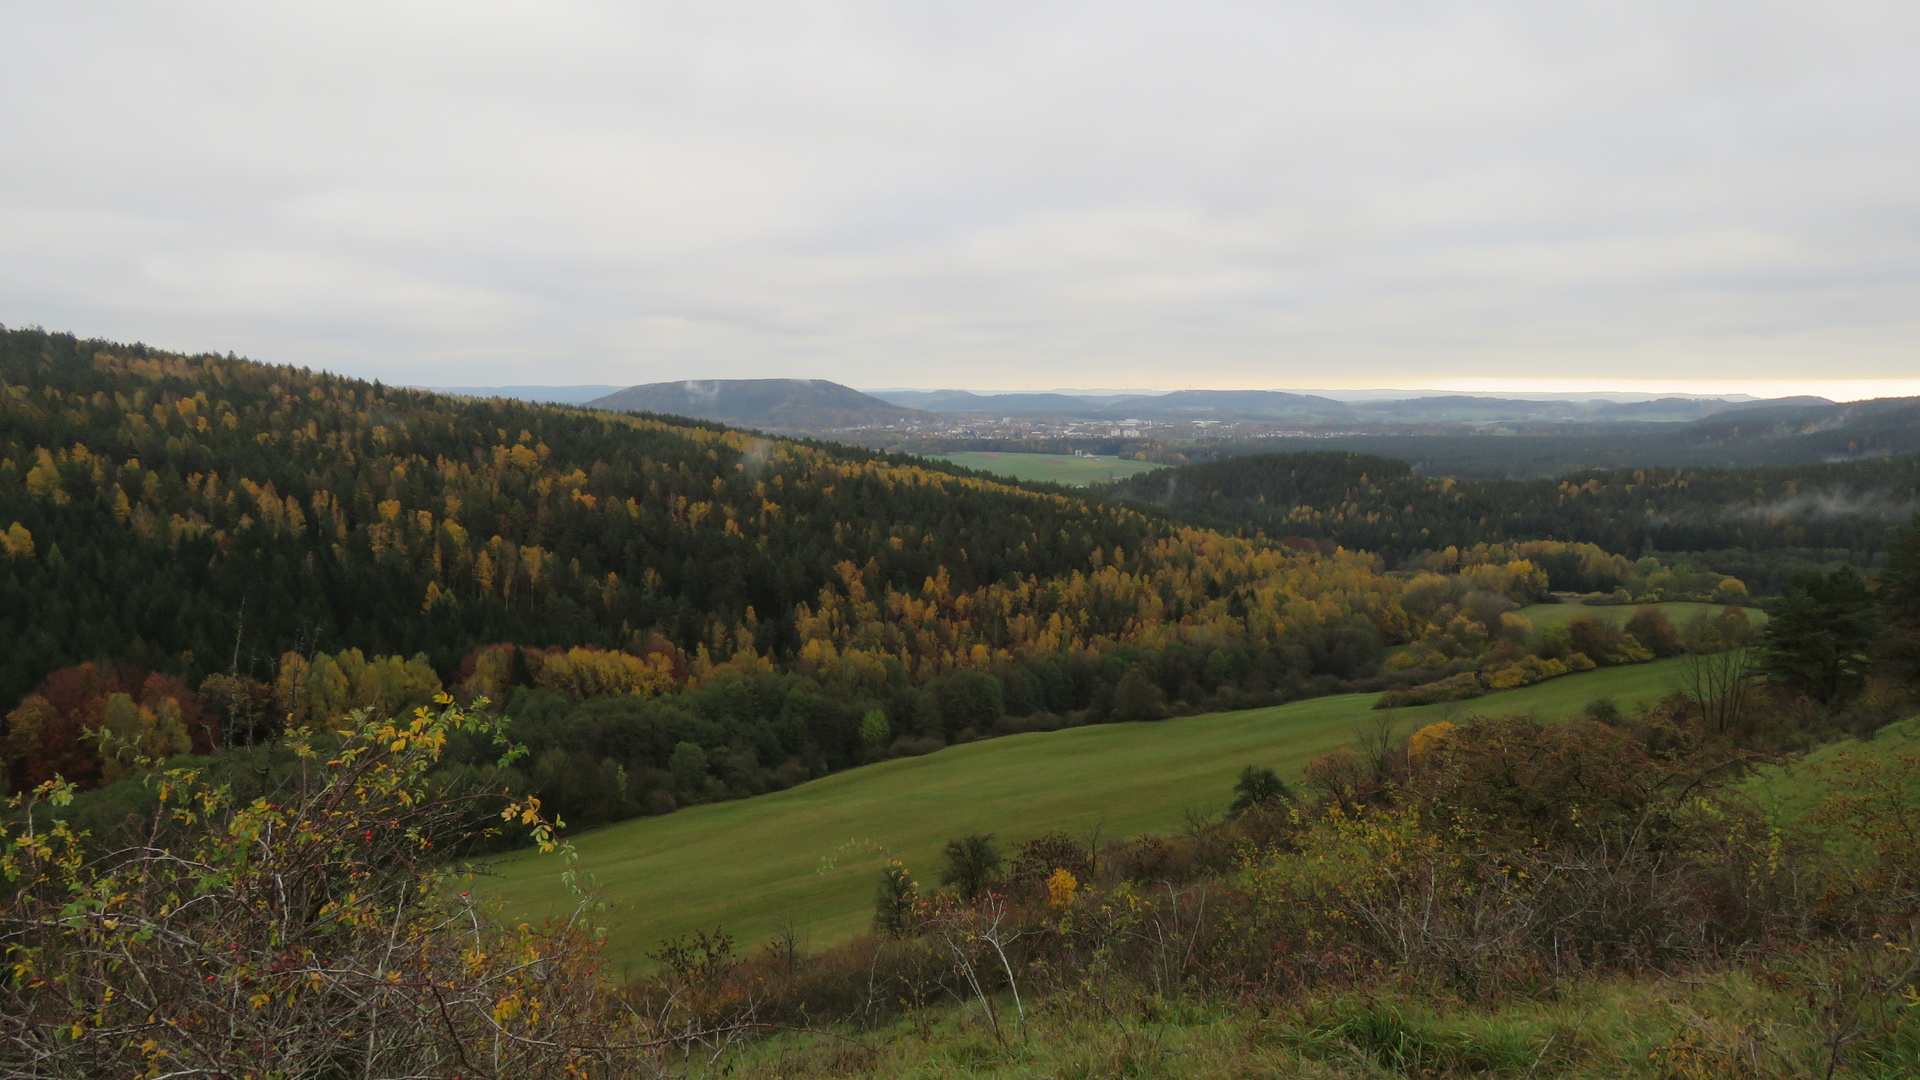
[0,697,700,1077]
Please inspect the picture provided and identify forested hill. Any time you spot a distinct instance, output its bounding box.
[12,327,1891,844]
[1,331,1433,733]
[1113,450,1920,576]
[0,330,1175,704]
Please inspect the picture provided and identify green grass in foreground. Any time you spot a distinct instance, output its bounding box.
[479,659,1696,971]
[936,451,1157,486]
[724,974,1895,1079]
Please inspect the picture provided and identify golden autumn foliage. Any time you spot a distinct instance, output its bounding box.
[0,521,30,559]
[788,534,1412,693]
[0,699,671,1077]
[533,646,679,702]
[273,648,443,728]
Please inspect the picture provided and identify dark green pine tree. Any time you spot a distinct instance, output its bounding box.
[1878,514,1920,685]
[1758,566,1879,703]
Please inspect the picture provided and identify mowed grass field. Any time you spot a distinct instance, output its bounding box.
[478,657,1700,973]
[1517,600,1766,630]
[937,451,1158,486]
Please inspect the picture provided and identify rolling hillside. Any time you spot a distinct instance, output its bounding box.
[1298,397,1920,477]
[0,328,1437,823]
[0,327,1215,710]
[1112,448,1920,570]
[480,656,1700,969]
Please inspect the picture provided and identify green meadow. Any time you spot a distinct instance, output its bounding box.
[478,657,1698,972]
[936,451,1158,485]
[1516,600,1766,630]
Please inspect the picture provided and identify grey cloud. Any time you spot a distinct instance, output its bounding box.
[1,1,1917,388]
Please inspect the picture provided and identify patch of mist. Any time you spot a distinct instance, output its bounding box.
[742,437,775,479]
[1648,489,1920,526]
[680,381,723,404]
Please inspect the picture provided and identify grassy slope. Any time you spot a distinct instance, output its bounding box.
[1742,716,1920,839]
[725,973,1892,1080]
[935,452,1157,485]
[481,659,1695,970]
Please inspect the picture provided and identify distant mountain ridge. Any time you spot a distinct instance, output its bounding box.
[586,379,924,431]
[1268,395,1920,477]
[421,381,1837,429]
[866,387,1829,425]
[872,388,1350,420]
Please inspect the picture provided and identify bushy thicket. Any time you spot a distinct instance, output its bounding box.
[0,700,653,1078]
[628,693,1920,1078]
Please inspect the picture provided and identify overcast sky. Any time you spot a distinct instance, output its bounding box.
[3,2,1918,396]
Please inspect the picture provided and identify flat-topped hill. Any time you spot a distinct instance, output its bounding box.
[588,379,925,431]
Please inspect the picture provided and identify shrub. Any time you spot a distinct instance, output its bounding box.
[1626,605,1684,658]
[939,833,1004,901]
[0,699,643,1077]
[1567,614,1651,666]
[1229,765,1295,814]
[873,859,923,936]
[1004,832,1094,899]
[1374,670,1483,709]
[1484,653,1569,690]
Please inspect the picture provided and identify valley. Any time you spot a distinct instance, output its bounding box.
[483,653,1706,968]
[11,7,1920,1071]
[2,329,1914,1078]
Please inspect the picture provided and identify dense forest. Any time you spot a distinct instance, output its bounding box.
[7,524,1918,1077]
[1112,449,1920,587]
[0,328,1182,692]
[7,327,1916,839]
[0,329,1411,808]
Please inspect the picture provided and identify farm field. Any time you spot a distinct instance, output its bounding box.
[936,451,1158,485]
[479,657,1697,972]
[1516,600,1766,630]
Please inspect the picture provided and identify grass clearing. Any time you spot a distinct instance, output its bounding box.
[935,451,1157,486]
[479,659,1697,970]
[1516,600,1766,631]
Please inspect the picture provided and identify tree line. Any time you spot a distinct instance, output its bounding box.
[1111,449,1920,586]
